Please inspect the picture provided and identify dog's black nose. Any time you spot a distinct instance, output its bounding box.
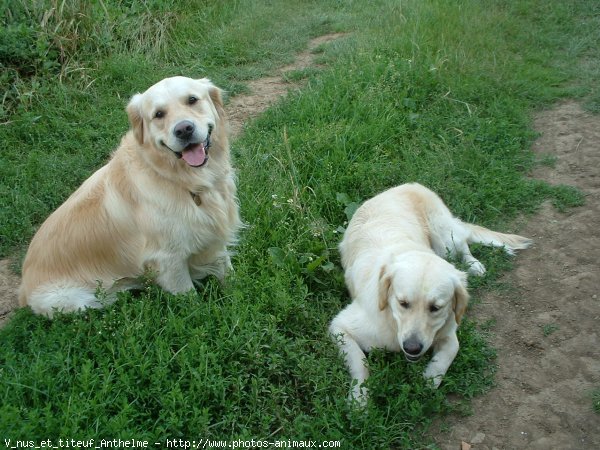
[402,339,423,356]
[174,120,195,140]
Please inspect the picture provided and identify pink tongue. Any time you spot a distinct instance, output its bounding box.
[181,143,206,166]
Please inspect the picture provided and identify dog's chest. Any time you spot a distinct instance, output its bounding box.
[137,173,239,255]
[186,189,235,233]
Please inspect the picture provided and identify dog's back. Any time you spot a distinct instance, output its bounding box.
[340,183,433,270]
[340,182,531,277]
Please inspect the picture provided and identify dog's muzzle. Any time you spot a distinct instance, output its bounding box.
[402,337,424,362]
[161,123,213,167]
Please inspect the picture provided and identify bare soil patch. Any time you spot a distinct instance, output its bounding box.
[0,259,19,326]
[433,101,600,449]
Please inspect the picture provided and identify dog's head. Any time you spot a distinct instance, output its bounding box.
[378,251,469,362]
[126,76,226,168]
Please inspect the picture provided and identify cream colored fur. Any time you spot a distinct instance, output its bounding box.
[329,183,531,405]
[19,76,241,318]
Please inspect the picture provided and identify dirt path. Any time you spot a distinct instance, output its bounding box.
[227,33,345,137]
[434,101,600,449]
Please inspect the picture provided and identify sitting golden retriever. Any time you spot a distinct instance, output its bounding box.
[329,183,531,405]
[19,76,241,318]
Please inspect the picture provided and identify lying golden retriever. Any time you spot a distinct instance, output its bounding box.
[19,76,241,318]
[329,183,531,405]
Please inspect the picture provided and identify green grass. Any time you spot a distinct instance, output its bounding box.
[541,323,560,337]
[1,0,599,446]
[593,389,600,414]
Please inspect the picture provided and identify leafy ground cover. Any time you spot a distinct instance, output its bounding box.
[1,0,598,447]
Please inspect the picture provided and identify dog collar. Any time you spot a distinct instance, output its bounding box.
[190,191,202,206]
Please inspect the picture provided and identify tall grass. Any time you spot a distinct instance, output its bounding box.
[0,0,598,446]
[1,0,183,115]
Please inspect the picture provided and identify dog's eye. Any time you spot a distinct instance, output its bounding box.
[429,304,440,313]
[155,110,165,119]
[399,300,410,309]
[188,96,198,105]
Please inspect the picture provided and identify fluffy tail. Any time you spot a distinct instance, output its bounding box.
[25,284,113,319]
[466,224,532,255]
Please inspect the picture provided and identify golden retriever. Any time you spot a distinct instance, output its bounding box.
[19,76,241,318]
[329,183,531,405]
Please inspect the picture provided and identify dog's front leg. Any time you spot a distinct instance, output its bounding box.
[153,257,195,294]
[423,332,459,388]
[329,322,370,406]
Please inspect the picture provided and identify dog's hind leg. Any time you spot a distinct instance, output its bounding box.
[157,268,194,294]
[189,249,232,284]
[147,254,195,294]
[430,218,487,275]
[453,234,487,276]
[436,221,532,275]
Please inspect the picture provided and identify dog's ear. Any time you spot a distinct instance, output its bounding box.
[452,270,470,325]
[208,84,226,121]
[378,265,392,311]
[126,93,144,145]
[195,78,226,120]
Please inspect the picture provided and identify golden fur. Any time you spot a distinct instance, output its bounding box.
[19,76,241,318]
[329,183,531,405]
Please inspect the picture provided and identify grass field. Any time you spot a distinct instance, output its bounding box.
[1,0,598,447]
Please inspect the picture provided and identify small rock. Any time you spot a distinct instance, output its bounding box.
[471,432,486,444]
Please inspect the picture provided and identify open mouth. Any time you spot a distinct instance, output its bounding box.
[161,128,212,168]
[403,353,422,363]
[175,138,210,167]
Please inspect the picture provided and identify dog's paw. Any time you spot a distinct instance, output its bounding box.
[348,385,369,408]
[467,260,486,276]
[423,370,443,389]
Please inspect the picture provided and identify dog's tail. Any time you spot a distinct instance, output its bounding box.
[466,224,532,255]
[25,283,113,319]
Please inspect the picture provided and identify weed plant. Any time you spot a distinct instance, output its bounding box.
[1,0,599,446]
[594,389,600,414]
